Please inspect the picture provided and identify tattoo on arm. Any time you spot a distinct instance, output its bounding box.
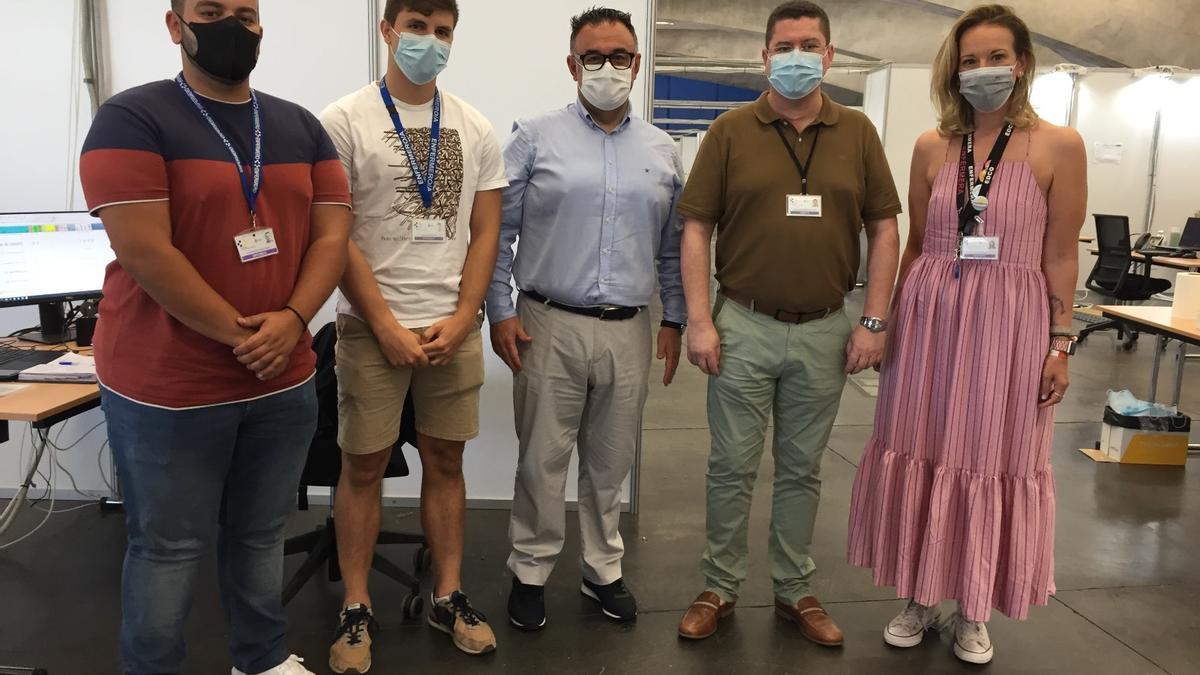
[1049,294,1066,318]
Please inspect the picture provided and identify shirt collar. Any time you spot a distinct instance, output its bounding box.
[572,99,633,133]
[753,90,840,127]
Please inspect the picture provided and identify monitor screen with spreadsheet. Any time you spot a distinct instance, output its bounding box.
[0,211,113,308]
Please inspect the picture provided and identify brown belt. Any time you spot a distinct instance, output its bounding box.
[721,289,843,325]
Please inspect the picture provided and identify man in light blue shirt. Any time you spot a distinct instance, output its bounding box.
[486,7,685,632]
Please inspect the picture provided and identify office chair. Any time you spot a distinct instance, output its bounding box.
[1078,214,1172,350]
[282,323,431,619]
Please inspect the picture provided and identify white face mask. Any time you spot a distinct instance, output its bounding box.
[578,62,633,111]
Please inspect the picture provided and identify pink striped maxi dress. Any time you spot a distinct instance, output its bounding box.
[847,148,1055,623]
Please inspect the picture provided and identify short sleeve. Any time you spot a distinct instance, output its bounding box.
[677,118,727,224]
[861,122,902,221]
[318,102,356,188]
[79,102,169,215]
[476,120,509,192]
[307,110,351,207]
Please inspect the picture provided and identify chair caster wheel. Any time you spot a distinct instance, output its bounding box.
[402,592,424,620]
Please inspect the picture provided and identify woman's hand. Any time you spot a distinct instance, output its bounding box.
[1038,354,1069,409]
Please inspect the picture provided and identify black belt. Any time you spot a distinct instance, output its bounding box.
[721,289,842,325]
[521,290,642,321]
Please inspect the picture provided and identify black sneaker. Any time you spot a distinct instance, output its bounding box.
[581,578,637,621]
[508,578,547,631]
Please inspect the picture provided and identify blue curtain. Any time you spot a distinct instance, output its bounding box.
[654,74,760,133]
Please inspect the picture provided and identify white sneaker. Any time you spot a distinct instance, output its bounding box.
[883,600,940,648]
[952,614,994,664]
[232,654,315,675]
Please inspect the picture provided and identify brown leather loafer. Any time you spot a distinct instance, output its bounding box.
[678,591,735,640]
[775,596,844,647]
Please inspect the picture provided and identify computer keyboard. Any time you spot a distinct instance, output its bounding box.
[0,346,33,366]
[1140,247,1198,258]
[0,345,61,367]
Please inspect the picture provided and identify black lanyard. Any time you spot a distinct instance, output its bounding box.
[957,121,1014,236]
[773,121,822,195]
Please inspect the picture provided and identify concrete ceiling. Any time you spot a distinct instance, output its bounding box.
[655,0,1200,103]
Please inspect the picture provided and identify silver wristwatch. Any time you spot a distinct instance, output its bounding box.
[860,316,887,333]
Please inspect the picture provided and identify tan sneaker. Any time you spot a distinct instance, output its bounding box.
[427,591,497,655]
[329,604,377,674]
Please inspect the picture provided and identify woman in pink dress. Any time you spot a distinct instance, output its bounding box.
[847,4,1087,665]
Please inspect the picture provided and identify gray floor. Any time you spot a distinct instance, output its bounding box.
[2,291,1198,674]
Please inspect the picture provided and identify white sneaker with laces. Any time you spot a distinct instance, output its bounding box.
[952,614,994,664]
[884,600,940,648]
[232,654,315,675]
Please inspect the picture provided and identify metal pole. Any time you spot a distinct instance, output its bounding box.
[80,0,103,115]
[1171,342,1187,407]
[1065,72,1080,128]
[1142,105,1162,235]
[1150,335,1164,401]
[643,0,657,124]
[368,0,382,83]
[628,0,658,516]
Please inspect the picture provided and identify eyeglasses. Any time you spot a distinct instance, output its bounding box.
[770,43,827,56]
[575,52,635,71]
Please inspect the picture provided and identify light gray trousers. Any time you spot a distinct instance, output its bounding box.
[506,296,652,585]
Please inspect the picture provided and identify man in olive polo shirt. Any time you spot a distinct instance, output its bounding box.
[675,0,900,646]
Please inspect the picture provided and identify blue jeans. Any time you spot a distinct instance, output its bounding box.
[102,380,317,675]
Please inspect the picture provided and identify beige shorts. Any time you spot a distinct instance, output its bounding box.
[335,314,484,454]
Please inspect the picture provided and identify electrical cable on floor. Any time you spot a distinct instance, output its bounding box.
[97,438,115,494]
[49,418,106,453]
[42,418,108,501]
[0,429,55,548]
[32,500,97,515]
[51,453,87,501]
[0,415,110,546]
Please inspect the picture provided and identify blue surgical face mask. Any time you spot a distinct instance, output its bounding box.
[391,29,451,85]
[768,49,826,100]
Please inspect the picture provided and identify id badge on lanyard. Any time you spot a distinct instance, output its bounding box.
[774,122,823,219]
[176,74,276,264]
[961,235,1000,260]
[786,194,822,218]
[956,123,1013,265]
[380,81,445,244]
[411,217,448,243]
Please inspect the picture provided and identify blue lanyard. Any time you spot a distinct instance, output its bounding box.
[378,81,440,210]
[175,73,263,226]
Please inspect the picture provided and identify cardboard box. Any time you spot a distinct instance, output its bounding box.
[1099,407,1190,466]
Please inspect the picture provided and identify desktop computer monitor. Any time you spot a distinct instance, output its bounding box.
[1179,217,1200,249]
[0,211,114,343]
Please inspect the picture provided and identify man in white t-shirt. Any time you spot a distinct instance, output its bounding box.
[318,0,506,669]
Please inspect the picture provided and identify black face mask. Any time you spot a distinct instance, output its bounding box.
[178,13,262,84]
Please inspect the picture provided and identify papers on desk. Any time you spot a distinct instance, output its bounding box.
[17,353,97,383]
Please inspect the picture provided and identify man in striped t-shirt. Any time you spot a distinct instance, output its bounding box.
[79,2,350,673]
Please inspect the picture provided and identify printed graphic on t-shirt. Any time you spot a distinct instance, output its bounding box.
[383,126,464,240]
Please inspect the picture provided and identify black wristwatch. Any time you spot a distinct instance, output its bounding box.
[661,320,685,331]
[860,316,887,333]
